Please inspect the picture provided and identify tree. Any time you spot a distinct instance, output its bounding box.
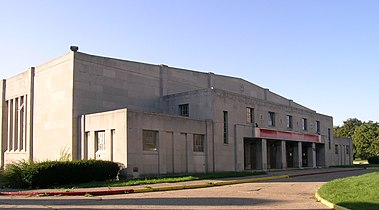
[334,118,363,138]
[352,121,379,159]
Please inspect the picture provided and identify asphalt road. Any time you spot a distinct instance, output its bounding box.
[0,169,371,210]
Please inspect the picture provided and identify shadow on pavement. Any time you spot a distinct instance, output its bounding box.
[0,196,279,207]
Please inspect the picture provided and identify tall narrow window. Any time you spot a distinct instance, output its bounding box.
[302,118,308,131]
[193,134,205,152]
[328,128,331,149]
[7,100,13,151]
[19,96,25,151]
[83,132,89,159]
[286,115,293,129]
[223,111,228,144]
[14,97,18,151]
[335,144,339,154]
[95,131,106,151]
[268,112,275,127]
[316,121,320,134]
[246,107,254,124]
[179,104,189,117]
[143,130,158,151]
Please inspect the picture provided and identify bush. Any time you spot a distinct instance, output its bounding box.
[3,160,120,188]
[368,156,379,164]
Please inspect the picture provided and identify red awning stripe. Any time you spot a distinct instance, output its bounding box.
[256,128,320,143]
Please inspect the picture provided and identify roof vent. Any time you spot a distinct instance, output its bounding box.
[70,46,79,52]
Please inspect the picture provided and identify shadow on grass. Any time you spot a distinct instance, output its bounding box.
[337,202,379,210]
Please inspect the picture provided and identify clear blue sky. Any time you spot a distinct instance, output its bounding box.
[1,0,378,126]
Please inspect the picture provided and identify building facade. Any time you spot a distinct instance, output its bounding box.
[0,50,353,175]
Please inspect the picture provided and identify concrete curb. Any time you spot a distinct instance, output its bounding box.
[288,168,363,178]
[0,175,289,197]
[0,168,363,197]
[315,191,350,210]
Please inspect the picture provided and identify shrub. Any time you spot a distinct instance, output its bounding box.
[368,156,379,164]
[3,160,120,188]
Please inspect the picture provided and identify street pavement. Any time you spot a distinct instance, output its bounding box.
[0,168,372,209]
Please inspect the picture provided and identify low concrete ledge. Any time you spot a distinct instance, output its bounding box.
[315,191,350,210]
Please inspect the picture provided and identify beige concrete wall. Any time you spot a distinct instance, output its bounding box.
[2,68,34,165]
[127,110,208,176]
[82,109,127,164]
[0,80,6,167]
[163,89,214,120]
[1,50,337,172]
[33,52,75,161]
[82,108,209,176]
[211,89,333,170]
[333,137,353,166]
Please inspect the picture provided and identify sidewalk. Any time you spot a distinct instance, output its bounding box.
[0,167,363,196]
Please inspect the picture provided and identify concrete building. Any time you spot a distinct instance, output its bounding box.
[0,49,353,175]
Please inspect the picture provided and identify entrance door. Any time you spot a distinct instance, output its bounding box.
[269,143,277,169]
[244,140,256,170]
[286,143,294,168]
[302,144,308,167]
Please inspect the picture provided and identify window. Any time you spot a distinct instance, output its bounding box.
[286,115,293,129]
[328,128,331,149]
[302,118,308,131]
[268,112,275,127]
[179,104,189,117]
[193,134,205,152]
[223,111,228,144]
[316,121,320,134]
[335,144,339,154]
[95,131,106,151]
[246,107,254,124]
[143,130,158,151]
[346,145,350,154]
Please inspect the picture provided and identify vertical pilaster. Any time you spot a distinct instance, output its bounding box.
[298,142,302,168]
[0,80,6,167]
[262,139,267,171]
[23,95,26,151]
[12,97,16,151]
[312,143,316,168]
[159,65,168,97]
[281,140,287,169]
[17,97,21,151]
[26,67,35,161]
[105,130,112,161]
[207,72,215,89]
[110,129,114,162]
[80,115,85,159]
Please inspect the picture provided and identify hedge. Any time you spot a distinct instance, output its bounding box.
[3,160,120,188]
[368,156,379,164]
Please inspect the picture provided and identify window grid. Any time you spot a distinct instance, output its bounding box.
[328,128,331,149]
[246,107,254,124]
[302,118,308,131]
[143,130,158,151]
[316,121,320,134]
[95,131,106,151]
[179,104,189,117]
[286,115,293,129]
[193,134,205,152]
[268,112,275,127]
[223,111,228,144]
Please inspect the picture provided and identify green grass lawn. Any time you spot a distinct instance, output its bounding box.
[318,172,379,210]
[56,171,265,189]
